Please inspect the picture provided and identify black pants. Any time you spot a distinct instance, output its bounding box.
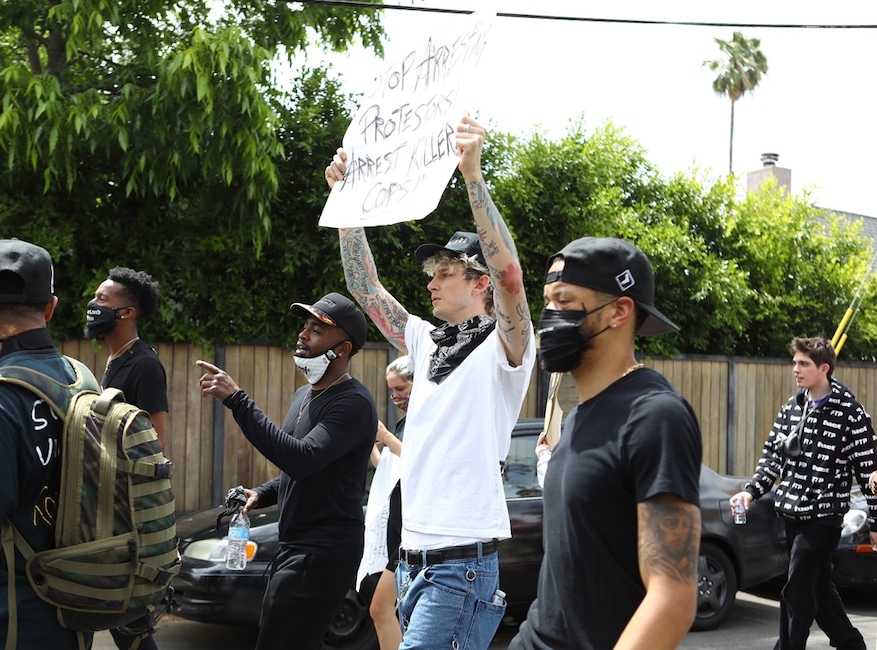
[774,520,865,650]
[256,546,359,650]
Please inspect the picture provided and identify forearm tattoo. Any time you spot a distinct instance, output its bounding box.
[465,178,530,359]
[638,495,701,585]
[338,228,407,344]
[467,180,519,258]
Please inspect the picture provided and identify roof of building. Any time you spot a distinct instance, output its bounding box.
[820,207,877,253]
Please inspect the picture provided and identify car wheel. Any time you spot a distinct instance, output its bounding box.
[320,587,379,650]
[692,541,738,631]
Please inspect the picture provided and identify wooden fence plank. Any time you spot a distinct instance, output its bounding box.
[55,340,877,513]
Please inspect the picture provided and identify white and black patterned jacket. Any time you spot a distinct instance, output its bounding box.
[744,379,877,525]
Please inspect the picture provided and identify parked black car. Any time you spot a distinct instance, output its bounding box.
[171,419,790,647]
[833,485,877,587]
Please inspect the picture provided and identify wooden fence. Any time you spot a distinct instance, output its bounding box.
[59,340,877,513]
[554,355,877,477]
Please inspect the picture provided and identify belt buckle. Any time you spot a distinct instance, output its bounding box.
[400,547,418,566]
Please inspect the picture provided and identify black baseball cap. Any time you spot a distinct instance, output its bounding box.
[545,237,678,336]
[414,231,487,269]
[291,292,368,351]
[0,239,55,305]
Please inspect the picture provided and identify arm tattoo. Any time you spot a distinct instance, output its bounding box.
[638,495,700,585]
[496,262,524,296]
[469,181,518,257]
[338,228,408,347]
[467,178,530,363]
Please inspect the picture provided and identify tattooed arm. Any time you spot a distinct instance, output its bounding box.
[325,150,410,352]
[455,116,532,367]
[614,494,701,650]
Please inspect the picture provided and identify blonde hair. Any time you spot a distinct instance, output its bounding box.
[386,355,414,381]
[421,251,494,317]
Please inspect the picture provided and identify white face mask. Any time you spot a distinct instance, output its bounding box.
[293,348,338,385]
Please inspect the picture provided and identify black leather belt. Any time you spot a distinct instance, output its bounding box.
[399,541,497,566]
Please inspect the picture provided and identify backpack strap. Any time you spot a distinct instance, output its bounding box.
[3,522,18,650]
[2,522,86,650]
[0,357,96,649]
[0,356,100,418]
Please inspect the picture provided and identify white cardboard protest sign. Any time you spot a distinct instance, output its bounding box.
[320,11,494,228]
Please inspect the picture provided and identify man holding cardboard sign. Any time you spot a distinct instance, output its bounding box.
[325,115,535,650]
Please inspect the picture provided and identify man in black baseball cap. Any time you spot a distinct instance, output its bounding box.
[544,236,678,337]
[196,289,376,650]
[414,231,488,270]
[0,240,94,649]
[511,236,702,650]
[291,292,368,353]
[0,238,55,305]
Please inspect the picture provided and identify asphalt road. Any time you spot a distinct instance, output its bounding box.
[92,584,877,649]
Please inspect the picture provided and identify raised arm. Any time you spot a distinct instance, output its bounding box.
[326,149,409,352]
[614,494,701,649]
[456,116,531,366]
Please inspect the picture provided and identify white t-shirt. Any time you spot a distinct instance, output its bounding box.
[401,314,535,550]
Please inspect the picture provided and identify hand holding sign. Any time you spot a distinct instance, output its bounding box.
[455,115,485,184]
[320,12,495,229]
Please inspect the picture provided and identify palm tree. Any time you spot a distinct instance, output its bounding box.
[704,32,768,175]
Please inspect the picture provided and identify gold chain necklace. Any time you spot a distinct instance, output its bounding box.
[621,363,644,378]
[104,337,139,374]
[297,373,350,423]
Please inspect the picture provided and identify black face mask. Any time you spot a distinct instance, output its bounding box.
[537,300,617,373]
[83,300,126,340]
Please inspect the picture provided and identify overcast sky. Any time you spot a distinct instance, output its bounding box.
[296,0,877,217]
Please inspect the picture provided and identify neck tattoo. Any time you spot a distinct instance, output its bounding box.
[297,372,350,423]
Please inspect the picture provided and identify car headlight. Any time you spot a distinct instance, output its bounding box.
[841,509,867,537]
[183,538,259,563]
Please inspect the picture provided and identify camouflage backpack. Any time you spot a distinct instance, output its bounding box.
[0,356,180,649]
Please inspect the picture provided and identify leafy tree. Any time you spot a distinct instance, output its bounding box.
[487,119,876,358]
[0,0,386,342]
[0,0,385,248]
[704,32,768,175]
[721,180,875,357]
[3,6,873,364]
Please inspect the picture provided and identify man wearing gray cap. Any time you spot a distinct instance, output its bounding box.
[325,116,535,650]
[197,292,377,650]
[0,239,92,649]
[511,236,703,650]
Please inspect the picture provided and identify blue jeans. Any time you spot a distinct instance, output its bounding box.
[395,546,505,650]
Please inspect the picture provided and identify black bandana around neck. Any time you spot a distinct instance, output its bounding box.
[427,314,495,384]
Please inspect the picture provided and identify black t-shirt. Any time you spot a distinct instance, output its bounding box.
[511,368,702,650]
[226,378,377,558]
[101,339,168,414]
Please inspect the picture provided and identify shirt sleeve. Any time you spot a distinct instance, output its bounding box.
[847,403,877,524]
[119,355,169,414]
[745,404,789,498]
[254,476,281,509]
[224,387,376,480]
[624,390,702,507]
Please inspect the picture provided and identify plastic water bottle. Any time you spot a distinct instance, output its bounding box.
[490,589,506,606]
[733,501,747,525]
[226,511,250,570]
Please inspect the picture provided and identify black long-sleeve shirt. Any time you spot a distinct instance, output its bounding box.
[223,378,376,558]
